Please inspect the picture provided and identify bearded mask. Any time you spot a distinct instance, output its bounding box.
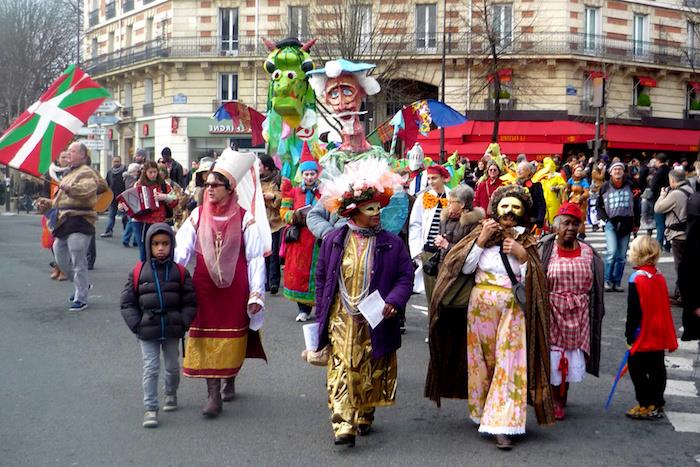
[495,196,526,228]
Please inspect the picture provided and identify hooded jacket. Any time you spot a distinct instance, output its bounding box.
[120,223,197,340]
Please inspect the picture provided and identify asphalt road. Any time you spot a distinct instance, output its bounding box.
[0,213,698,467]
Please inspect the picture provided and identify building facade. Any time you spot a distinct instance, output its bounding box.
[83,0,700,168]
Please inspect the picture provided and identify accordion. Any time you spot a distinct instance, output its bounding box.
[117,186,159,217]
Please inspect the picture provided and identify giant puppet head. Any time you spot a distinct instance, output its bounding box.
[262,37,318,178]
[406,142,425,171]
[308,59,380,152]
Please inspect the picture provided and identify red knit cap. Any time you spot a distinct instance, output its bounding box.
[557,202,582,219]
[427,165,450,180]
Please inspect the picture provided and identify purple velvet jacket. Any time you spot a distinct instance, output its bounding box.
[315,225,415,359]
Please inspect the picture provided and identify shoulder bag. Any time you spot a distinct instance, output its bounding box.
[499,248,527,310]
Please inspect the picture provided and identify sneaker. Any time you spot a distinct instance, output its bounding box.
[644,405,664,419]
[295,312,309,322]
[163,394,178,412]
[605,282,614,292]
[69,301,88,311]
[625,404,644,419]
[69,284,93,302]
[142,410,159,428]
[613,284,624,293]
[122,242,130,248]
[99,232,112,238]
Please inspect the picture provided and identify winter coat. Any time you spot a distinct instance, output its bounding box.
[261,170,283,233]
[315,226,415,359]
[51,164,108,233]
[438,207,484,263]
[539,235,605,377]
[596,179,636,236]
[106,165,127,197]
[120,223,197,340]
[678,192,700,341]
[654,181,693,241]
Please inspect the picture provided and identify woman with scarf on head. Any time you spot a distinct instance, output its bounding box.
[305,160,414,447]
[174,149,267,418]
[539,202,605,420]
[280,143,322,322]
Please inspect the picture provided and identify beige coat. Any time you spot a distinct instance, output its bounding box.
[654,182,693,241]
[51,164,108,231]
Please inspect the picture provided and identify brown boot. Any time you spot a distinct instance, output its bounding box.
[50,265,60,280]
[202,378,222,418]
[221,376,236,402]
[56,270,68,281]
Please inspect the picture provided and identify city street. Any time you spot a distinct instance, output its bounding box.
[0,213,698,466]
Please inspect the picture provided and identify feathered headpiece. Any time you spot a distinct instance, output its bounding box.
[321,159,403,217]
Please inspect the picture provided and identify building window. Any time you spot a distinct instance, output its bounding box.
[220,8,239,53]
[289,6,309,40]
[633,14,648,56]
[632,77,654,109]
[688,22,700,66]
[125,24,133,48]
[584,7,600,51]
[491,4,512,49]
[145,17,154,42]
[144,78,153,105]
[105,1,116,20]
[352,4,372,52]
[124,82,132,108]
[91,37,98,59]
[122,0,134,13]
[108,32,115,54]
[220,73,238,101]
[415,4,437,51]
[687,84,700,115]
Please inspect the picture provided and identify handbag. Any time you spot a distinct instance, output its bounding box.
[441,273,474,308]
[499,248,527,310]
[284,224,300,243]
[422,251,441,276]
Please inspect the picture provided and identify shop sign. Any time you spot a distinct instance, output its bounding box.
[208,123,249,134]
[499,135,527,142]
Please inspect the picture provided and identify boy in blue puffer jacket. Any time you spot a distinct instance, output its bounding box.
[120,223,197,428]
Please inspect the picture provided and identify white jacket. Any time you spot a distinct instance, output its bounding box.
[408,187,451,259]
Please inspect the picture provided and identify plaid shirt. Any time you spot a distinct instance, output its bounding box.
[546,243,593,352]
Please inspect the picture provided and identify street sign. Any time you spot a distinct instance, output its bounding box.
[76,127,107,136]
[173,93,187,104]
[96,100,121,114]
[87,114,122,126]
[79,139,105,150]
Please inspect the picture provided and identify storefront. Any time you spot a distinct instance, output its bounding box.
[186,117,261,161]
[137,120,155,161]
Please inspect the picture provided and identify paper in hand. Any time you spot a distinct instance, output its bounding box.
[302,322,320,351]
[358,290,386,329]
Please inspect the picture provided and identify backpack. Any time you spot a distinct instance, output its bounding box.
[132,261,186,293]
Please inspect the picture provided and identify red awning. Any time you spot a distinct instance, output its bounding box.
[689,81,700,92]
[605,125,700,152]
[422,120,595,144]
[487,68,513,83]
[420,141,564,161]
[637,76,657,87]
[588,71,607,79]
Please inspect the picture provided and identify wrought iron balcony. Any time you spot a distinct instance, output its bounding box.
[83,32,700,77]
[629,104,653,118]
[484,98,517,111]
[579,99,596,116]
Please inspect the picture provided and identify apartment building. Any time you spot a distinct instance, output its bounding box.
[84,0,700,166]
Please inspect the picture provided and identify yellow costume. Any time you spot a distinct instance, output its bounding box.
[532,157,567,227]
[327,233,397,438]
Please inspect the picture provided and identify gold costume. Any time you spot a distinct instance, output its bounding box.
[326,233,398,437]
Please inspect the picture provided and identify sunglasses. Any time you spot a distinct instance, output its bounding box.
[204,182,226,189]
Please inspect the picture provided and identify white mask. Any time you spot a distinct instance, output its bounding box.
[407,143,424,171]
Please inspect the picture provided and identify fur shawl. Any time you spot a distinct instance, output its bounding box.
[425,223,555,426]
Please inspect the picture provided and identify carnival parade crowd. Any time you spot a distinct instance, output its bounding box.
[20,57,700,452]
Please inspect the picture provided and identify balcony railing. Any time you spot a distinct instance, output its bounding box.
[579,99,595,116]
[105,1,116,20]
[83,32,700,76]
[121,106,133,119]
[629,104,653,118]
[88,9,98,27]
[122,0,134,13]
[143,103,154,117]
[484,98,518,111]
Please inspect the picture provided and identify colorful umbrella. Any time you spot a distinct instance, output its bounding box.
[0,65,110,177]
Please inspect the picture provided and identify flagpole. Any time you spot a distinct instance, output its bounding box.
[439,0,447,164]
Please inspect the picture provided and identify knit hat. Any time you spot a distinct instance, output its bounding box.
[427,164,450,180]
[608,161,625,173]
[298,142,319,173]
[557,202,582,220]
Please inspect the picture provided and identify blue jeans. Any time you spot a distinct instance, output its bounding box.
[654,212,666,244]
[105,202,127,233]
[604,221,630,286]
[132,221,149,262]
[122,218,138,246]
[139,338,180,411]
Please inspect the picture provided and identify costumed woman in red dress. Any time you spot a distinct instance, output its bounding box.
[280,143,322,322]
[175,148,267,418]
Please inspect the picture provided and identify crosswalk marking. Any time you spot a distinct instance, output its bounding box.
[665,356,694,373]
[665,412,700,433]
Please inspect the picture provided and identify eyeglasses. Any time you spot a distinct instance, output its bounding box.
[204,182,226,189]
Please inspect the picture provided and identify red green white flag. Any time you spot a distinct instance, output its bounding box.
[0,65,110,177]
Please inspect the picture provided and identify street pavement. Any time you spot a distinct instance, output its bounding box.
[0,213,698,467]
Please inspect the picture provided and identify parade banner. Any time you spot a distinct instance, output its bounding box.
[0,65,110,177]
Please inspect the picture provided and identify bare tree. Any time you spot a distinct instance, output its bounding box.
[0,0,79,131]
[466,0,538,142]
